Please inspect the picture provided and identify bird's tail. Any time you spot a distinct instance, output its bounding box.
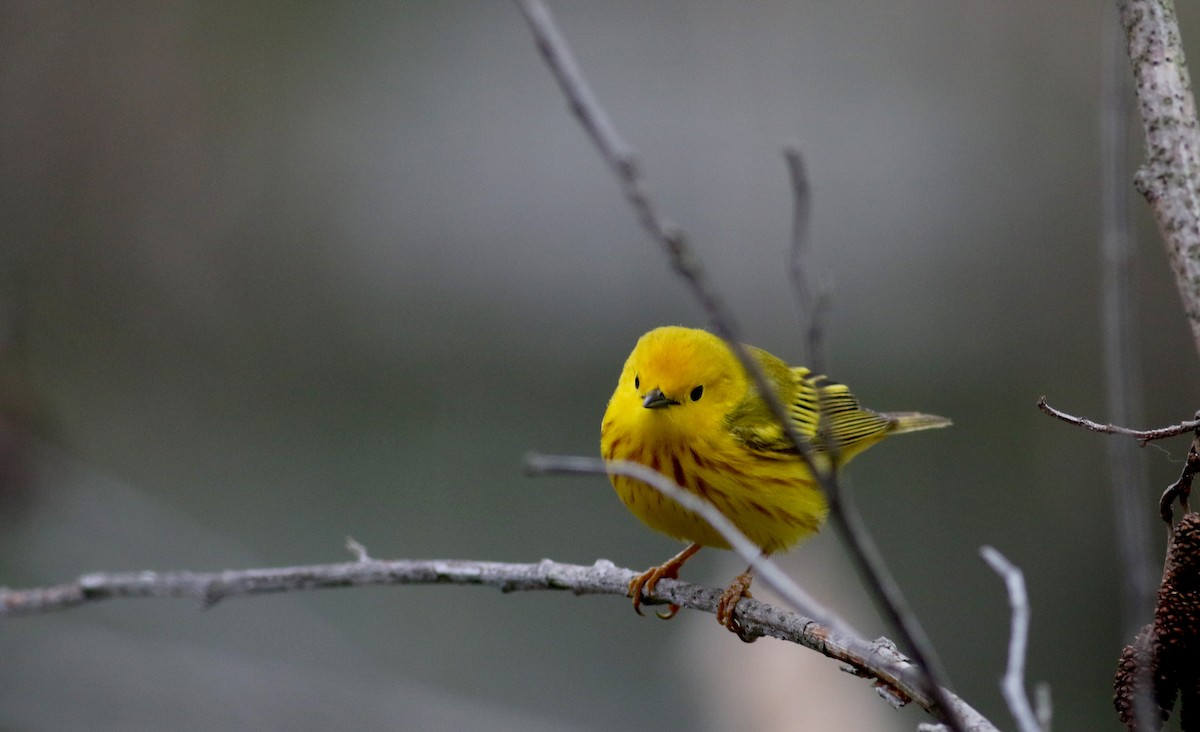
[883,411,953,434]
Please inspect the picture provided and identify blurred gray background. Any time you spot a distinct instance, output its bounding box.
[3,2,1199,730]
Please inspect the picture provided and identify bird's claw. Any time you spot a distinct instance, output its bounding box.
[655,604,681,620]
[628,543,702,620]
[628,564,672,617]
[716,569,758,643]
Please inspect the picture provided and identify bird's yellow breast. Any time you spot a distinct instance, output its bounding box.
[601,418,827,552]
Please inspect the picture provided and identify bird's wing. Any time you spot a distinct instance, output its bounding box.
[727,364,897,462]
[802,371,898,460]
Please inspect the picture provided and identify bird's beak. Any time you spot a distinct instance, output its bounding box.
[642,388,678,409]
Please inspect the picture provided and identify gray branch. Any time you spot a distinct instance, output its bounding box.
[981,546,1045,732]
[1119,0,1200,358]
[0,553,996,731]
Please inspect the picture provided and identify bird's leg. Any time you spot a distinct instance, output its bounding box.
[629,542,703,620]
[716,556,767,642]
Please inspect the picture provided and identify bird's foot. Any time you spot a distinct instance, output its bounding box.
[716,568,758,643]
[628,543,702,620]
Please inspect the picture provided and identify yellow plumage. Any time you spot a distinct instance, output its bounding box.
[599,325,950,635]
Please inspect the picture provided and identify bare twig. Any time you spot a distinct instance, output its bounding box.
[783,143,829,374]
[1037,396,1200,445]
[0,550,995,730]
[1038,397,1200,528]
[514,3,963,728]
[1118,0,1200,358]
[980,546,1044,732]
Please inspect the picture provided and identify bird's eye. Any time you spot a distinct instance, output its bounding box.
[690,385,704,401]
[634,375,640,390]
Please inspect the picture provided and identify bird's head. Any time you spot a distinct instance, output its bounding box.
[608,326,745,443]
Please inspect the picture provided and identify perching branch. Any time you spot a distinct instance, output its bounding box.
[1,556,642,616]
[980,546,1044,732]
[529,453,994,728]
[526,453,853,638]
[0,548,995,731]
[1037,396,1200,446]
[1118,0,1200,359]
[514,3,963,729]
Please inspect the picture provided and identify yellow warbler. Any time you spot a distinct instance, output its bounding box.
[600,326,950,636]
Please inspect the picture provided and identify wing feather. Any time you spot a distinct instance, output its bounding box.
[726,362,908,464]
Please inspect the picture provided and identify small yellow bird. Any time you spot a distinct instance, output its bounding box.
[600,326,950,636]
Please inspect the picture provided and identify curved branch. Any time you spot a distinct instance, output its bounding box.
[1037,396,1200,445]
[0,554,995,730]
[980,546,1044,732]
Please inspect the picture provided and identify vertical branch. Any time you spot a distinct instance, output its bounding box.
[783,143,829,375]
[1103,0,1154,638]
[1115,4,1196,725]
[1118,0,1200,358]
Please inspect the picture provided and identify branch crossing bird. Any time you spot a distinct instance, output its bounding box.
[599,326,950,638]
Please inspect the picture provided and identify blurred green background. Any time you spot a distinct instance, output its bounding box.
[3,2,1199,730]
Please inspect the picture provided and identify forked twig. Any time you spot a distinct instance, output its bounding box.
[1037,396,1200,529]
[980,546,1045,732]
[514,2,964,728]
[0,546,991,728]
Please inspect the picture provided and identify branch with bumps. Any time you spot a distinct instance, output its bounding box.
[1119,0,1200,358]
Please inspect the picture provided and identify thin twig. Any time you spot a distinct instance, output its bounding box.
[0,551,995,730]
[1118,0,1200,359]
[980,546,1044,732]
[514,3,964,728]
[783,143,829,375]
[1037,396,1200,445]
